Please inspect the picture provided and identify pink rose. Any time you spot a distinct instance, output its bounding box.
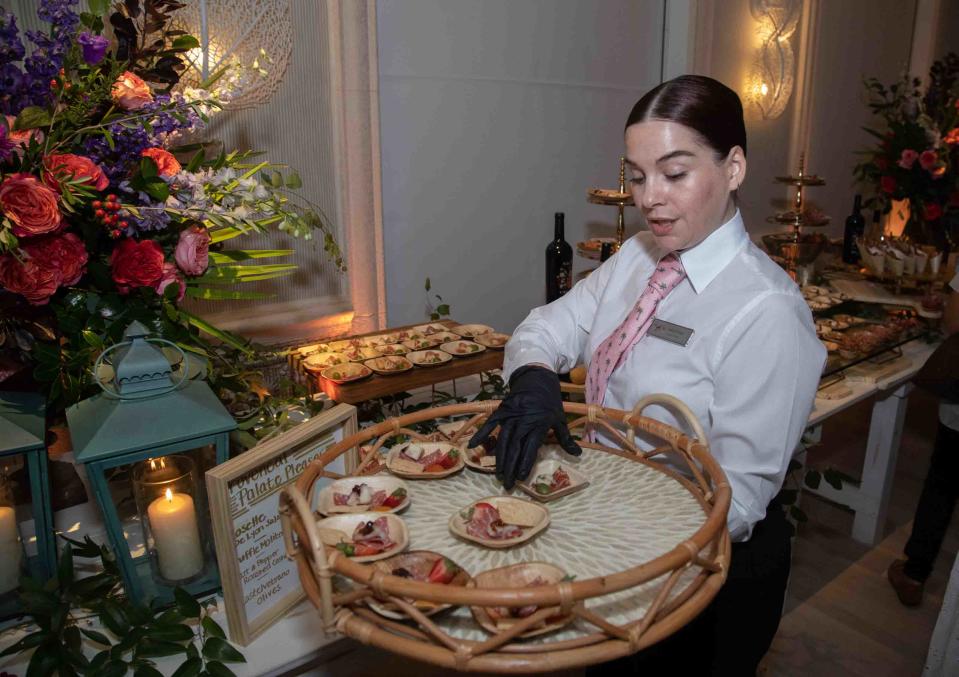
[919,149,938,171]
[4,116,44,155]
[154,261,185,301]
[111,71,153,111]
[141,148,181,177]
[22,232,89,286]
[42,153,110,192]
[174,225,211,276]
[0,173,62,237]
[897,149,918,169]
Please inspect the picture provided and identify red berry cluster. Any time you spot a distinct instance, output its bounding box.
[50,68,72,91]
[92,195,129,238]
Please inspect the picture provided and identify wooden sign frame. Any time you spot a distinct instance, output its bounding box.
[206,403,358,645]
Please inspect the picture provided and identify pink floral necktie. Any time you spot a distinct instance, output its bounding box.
[586,253,686,407]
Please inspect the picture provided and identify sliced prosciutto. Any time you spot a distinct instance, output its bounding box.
[332,483,388,507]
[465,502,523,541]
[335,516,395,557]
[399,443,459,472]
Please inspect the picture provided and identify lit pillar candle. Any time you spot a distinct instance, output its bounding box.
[0,506,22,594]
[147,488,204,581]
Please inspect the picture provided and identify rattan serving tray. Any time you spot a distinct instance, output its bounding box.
[280,395,730,672]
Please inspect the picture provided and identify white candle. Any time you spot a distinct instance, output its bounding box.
[147,489,204,581]
[0,506,22,595]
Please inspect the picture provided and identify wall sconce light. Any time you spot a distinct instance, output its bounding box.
[173,0,293,109]
[745,0,801,120]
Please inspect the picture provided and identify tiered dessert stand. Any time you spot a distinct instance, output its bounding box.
[762,154,830,272]
[280,395,730,673]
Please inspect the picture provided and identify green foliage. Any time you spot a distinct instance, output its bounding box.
[424,277,452,321]
[0,536,244,676]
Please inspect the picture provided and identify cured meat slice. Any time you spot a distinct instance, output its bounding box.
[466,502,523,540]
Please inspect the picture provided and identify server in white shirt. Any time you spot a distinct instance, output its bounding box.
[471,75,825,675]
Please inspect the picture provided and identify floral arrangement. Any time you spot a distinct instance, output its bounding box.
[854,53,959,248]
[0,0,344,410]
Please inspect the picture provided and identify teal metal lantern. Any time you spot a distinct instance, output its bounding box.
[0,391,57,620]
[67,322,236,603]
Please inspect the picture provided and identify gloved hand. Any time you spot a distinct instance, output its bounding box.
[469,365,582,489]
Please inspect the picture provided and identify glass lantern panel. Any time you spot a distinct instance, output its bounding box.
[0,456,30,608]
[104,445,219,599]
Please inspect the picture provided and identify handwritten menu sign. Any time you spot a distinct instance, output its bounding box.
[206,404,357,645]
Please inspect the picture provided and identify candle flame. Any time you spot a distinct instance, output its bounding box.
[149,457,167,471]
[165,488,173,502]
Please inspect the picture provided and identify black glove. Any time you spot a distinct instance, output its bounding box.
[469,365,582,489]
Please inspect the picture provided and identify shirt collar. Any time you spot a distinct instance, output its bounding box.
[675,209,748,294]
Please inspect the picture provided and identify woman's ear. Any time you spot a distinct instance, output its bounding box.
[726,146,747,192]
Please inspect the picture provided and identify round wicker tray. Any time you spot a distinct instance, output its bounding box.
[280,396,731,673]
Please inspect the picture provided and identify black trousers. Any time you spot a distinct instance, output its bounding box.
[904,421,959,581]
[587,502,792,677]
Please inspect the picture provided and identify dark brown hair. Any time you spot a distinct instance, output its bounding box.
[625,75,747,159]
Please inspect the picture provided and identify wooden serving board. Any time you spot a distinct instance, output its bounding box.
[310,320,504,404]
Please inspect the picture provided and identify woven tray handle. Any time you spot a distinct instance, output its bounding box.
[280,483,338,633]
[627,393,707,446]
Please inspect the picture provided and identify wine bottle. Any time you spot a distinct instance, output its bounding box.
[842,195,865,264]
[546,212,573,303]
[600,242,614,262]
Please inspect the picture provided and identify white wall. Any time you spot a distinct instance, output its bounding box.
[376,0,665,331]
[694,0,918,241]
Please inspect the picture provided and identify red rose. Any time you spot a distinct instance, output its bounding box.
[23,232,88,286]
[42,153,109,192]
[875,156,889,170]
[922,203,943,221]
[141,148,181,178]
[880,175,897,194]
[919,149,938,171]
[0,252,59,304]
[0,173,62,237]
[110,238,165,293]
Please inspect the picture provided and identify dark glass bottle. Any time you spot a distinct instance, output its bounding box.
[600,242,614,262]
[871,209,882,241]
[546,212,573,303]
[842,194,865,264]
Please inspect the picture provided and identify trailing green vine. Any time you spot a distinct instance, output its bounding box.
[0,536,245,677]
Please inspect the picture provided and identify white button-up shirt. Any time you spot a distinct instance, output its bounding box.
[505,210,826,541]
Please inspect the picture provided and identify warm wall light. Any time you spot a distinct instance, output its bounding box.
[173,0,293,109]
[744,0,801,119]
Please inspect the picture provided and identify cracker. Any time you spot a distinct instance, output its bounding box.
[318,528,349,547]
[480,455,497,468]
[390,457,424,475]
[497,501,541,527]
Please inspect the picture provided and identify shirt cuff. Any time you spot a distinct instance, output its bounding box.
[503,344,560,381]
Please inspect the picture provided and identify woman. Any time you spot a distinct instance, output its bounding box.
[470,75,826,674]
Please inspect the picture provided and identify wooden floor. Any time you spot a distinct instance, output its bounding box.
[306,389,957,677]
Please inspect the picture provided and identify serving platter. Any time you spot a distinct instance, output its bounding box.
[474,332,510,349]
[315,512,409,563]
[316,476,411,515]
[406,349,453,367]
[470,562,574,638]
[517,459,589,502]
[303,352,350,371]
[441,340,486,357]
[367,550,472,620]
[365,355,414,375]
[387,442,466,479]
[450,324,494,338]
[448,496,549,549]
[320,362,372,384]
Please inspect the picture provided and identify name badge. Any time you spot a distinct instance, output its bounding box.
[648,318,694,346]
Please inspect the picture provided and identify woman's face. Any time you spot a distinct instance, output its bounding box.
[624,119,745,252]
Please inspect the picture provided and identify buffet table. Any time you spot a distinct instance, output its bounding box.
[802,338,937,546]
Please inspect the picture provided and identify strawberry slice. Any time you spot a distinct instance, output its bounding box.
[437,448,460,469]
[427,557,461,584]
[353,542,385,557]
[380,487,407,509]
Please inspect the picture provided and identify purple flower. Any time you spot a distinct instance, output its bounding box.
[0,126,14,163]
[0,9,25,66]
[77,31,108,65]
